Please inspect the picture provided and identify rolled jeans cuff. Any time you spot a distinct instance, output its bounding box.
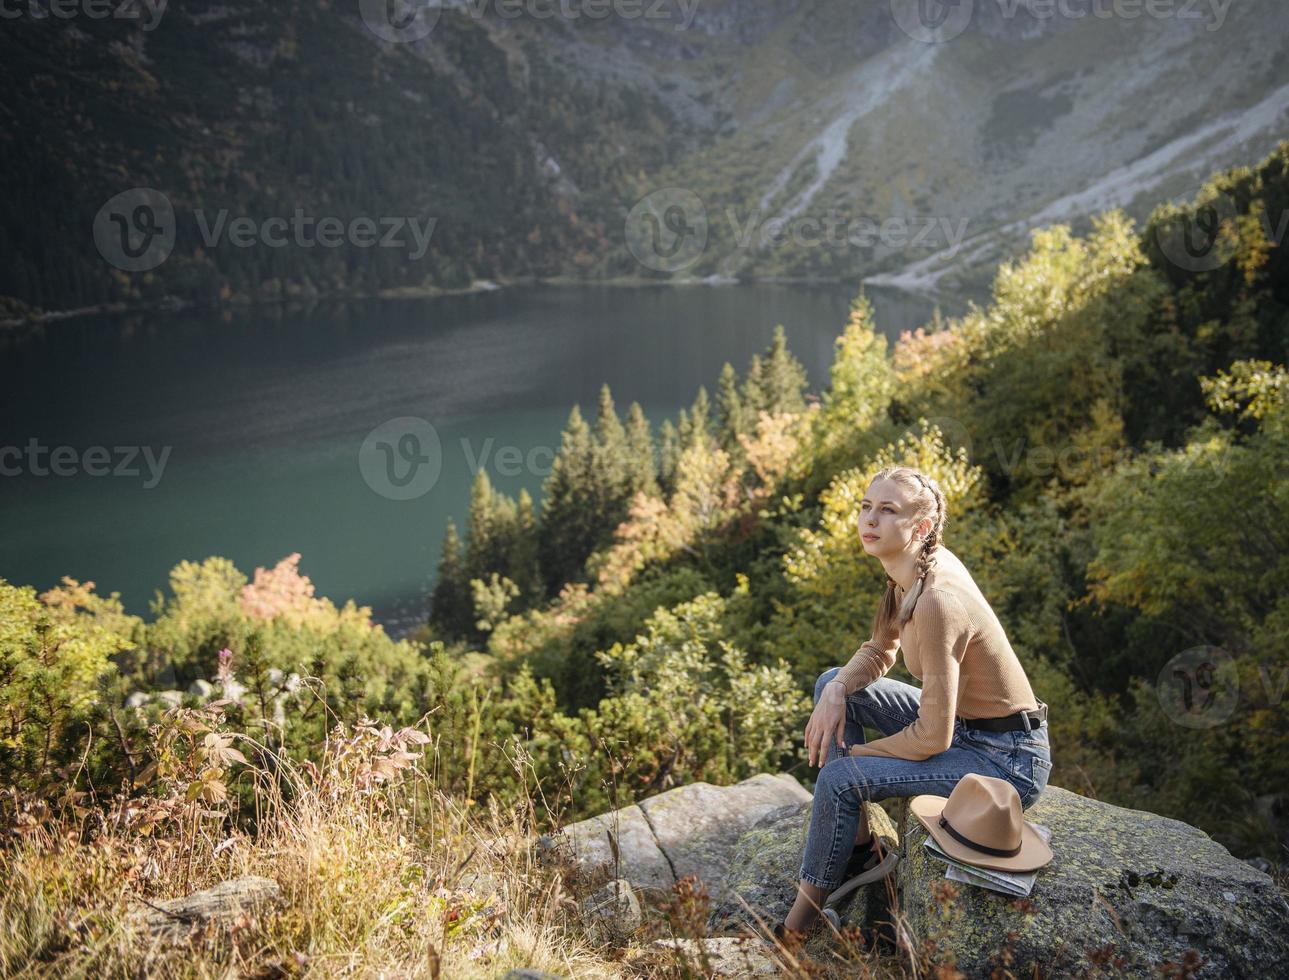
[797,868,835,890]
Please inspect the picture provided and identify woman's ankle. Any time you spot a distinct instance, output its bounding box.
[783,907,818,932]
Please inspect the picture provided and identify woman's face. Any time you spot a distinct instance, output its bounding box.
[857,478,925,557]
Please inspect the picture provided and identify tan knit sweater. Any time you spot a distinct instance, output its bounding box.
[834,547,1040,761]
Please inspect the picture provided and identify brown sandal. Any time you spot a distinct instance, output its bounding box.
[825,833,898,906]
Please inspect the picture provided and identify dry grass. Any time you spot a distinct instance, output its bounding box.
[0,704,1042,979]
[0,707,623,979]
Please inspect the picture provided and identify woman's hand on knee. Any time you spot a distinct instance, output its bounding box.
[804,681,846,767]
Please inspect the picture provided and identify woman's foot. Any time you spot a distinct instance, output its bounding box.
[770,908,841,946]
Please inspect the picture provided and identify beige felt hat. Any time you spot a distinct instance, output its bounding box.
[909,773,1053,873]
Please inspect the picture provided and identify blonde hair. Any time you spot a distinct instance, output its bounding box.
[866,466,948,633]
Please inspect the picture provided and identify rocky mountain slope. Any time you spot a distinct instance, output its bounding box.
[3,0,1285,315]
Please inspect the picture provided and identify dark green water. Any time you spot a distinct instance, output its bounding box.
[0,283,961,636]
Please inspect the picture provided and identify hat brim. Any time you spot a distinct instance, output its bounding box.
[909,794,1053,873]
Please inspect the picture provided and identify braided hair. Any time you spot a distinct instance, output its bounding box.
[866,467,949,635]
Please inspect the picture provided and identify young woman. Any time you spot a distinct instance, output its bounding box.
[776,465,1053,940]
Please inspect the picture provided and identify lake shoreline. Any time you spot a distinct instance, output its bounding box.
[0,271,944,335]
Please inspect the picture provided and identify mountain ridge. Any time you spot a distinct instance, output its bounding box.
[3,0,1285,318]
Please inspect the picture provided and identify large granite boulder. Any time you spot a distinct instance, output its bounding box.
[900,785,1289,978]
[706,797,899,937]
[537,772,810,902]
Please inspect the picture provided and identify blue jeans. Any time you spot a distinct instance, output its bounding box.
[798,666,1054,891]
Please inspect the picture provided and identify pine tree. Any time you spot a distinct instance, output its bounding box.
[809,289,899,491]
[428,519,474,639]
[657,418,680,495]
[538,404,597,593]
[742,353,766,417]
[509,488,544,606]
[758,324,809,415]
[715,361,749,453]
[465,468,514,582]
[823,291,895,429]
[624,401,659,499]
[592,383,631,515]
[680,386,713,451]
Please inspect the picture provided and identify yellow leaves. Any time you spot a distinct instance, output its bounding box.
[201,732,248,768]
[186,767,228,805]
[737,410,804,491]
[1200,359,1286,422]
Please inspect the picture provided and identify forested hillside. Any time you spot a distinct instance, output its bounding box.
[0,1,690,315]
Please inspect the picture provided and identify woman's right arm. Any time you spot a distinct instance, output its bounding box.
[833,618,901,696]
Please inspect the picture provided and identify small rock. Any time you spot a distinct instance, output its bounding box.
[581,877,641,930]
[156,690,184,709]
[652,937,778,976]
[138,876,281,942]
[124,691,150,709]
[188,679,214,698]
[501,970,564,980]
[221,679,247,701]
[458,871,501,898]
